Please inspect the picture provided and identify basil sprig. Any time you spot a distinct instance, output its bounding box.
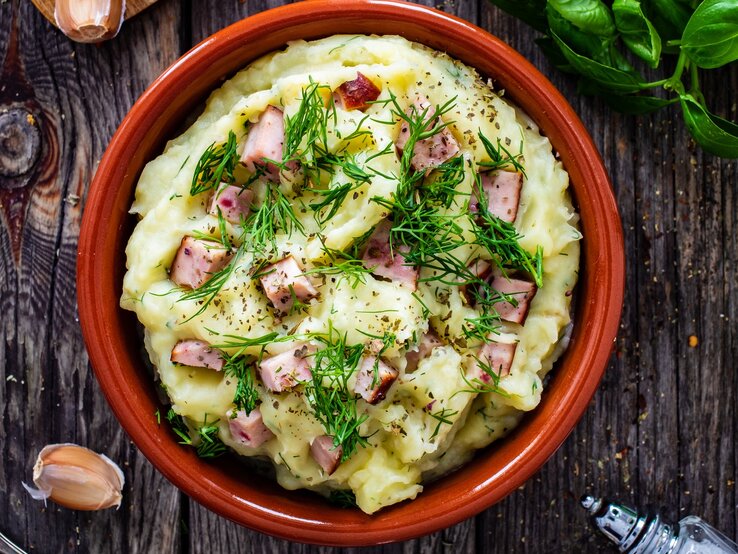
[490,0,738,158]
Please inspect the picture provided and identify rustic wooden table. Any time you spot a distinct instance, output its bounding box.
[1,0,737,552]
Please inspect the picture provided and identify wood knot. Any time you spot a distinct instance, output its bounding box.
[0,106,41,179]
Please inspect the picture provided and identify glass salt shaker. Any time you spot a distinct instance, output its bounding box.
[581,495,738,553]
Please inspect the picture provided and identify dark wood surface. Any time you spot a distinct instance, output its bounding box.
[1,0,736,552]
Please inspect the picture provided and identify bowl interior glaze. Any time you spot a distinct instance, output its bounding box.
[77,0,624,545]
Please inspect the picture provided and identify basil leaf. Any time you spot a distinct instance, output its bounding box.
[680,94,738,158]
[486,0,548,33]
[642,0,693,52]
[548,0,616,36]
[546,6,613,64]
[603,92,677,114]
[681,0,738,69]
[612,0,662,68]
[551,30,648,92]
[535,37,575,73]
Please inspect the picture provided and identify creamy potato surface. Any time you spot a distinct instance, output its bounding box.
[121,35,580,514]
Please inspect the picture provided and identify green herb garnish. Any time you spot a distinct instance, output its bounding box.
[305,325,369,461]
[488,0,738,158]
[165,410,227,458]
[190,131,239,196]
[222,354,259,415]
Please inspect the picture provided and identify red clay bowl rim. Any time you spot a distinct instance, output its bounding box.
[77,0,625,546]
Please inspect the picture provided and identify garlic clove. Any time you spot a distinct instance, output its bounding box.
[24,443,125,511]
[54,0,127,44]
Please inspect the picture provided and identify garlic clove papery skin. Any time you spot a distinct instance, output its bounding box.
[24,443,125,511]
[54,0,126,43]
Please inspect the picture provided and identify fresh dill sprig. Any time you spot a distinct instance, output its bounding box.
[370,92,470,278]
[222,354,260,415]
[477,130,526,176]
[243,182,305,254]
[327,489,357,508]
[209,330,292,353]
[427,407,458,440]
[165,410,227,458]
[309,181,364,225]
[469,171,543,286]
[305,239,373,289]
[455,357,512,398]
[283,80,335,175]
[190,131,239,196]
[194,415,228,458]
[305,325,369,462]
[166,408,192,444]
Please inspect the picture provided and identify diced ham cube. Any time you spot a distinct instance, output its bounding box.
[240,105,286,183]
[395,95,460,172]
[227,408,274,448]
[209,183,253,223]
[354,355,398,404]
[170,236,232,289]
[310,435,343,474]
[258,343,314,392]
[259,256,319,315]
[473,341,517,380]
[333,72,381,111]
[489,274,537,324]
[470,171,523,223]
[405,330,443,373]
[170,339,225,371]
[361,219,418,290]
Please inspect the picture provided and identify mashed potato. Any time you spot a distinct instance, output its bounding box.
[121,35,580,514]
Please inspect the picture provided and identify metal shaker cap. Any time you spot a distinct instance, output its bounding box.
[581,496,648,551]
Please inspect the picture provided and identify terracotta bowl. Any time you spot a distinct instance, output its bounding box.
[77,0,624,546]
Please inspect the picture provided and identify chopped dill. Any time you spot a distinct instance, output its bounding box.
[209,330,293,353]
[305,241,373,289]
[477,130,526,176]
[469,171,543,286]
[305,325,369,461]
[166,408,192,444]
[455,357,512,398]
[427,407,458,440]
[327,489,357,508]
[243,182,305,254]
[190,131,239,196]
[194,415,228,458]
[222,354,259,415]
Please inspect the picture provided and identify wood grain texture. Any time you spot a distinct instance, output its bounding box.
[1,0,737,552]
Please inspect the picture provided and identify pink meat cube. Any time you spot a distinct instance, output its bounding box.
[489,274,537,324]
[240,105,286,183]
[333,72,381,111]
[310,435,343,475]
[258,343,314,392]
[470,171,523,223]
[170,236,232,289]
[209,183,254,223]
[354,355,398,404]
[405,330,443,373]
[170,339,225,371]
[361,219,418,290]
[227,408,274,448]
[475,341,518,379]
[259,256,319,315]
[395,95,460,173]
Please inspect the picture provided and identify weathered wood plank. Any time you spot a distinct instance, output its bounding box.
[0,1,184,553]
[2,0,738,553]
